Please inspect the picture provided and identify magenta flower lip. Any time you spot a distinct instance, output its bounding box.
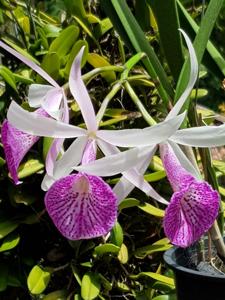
[44,173,117,240]
[1,119,39,184]
[160,143,220,248]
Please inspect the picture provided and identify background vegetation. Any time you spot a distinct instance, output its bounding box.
[0,0,225,299]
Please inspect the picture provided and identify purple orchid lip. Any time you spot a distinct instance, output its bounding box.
[44,173,117,240]
[1,119,39,184]
[1,108,49,184]
[160,143,220,248]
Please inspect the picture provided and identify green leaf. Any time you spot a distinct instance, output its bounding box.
[64,0,86,19]
[37,27,49,50]
[94,243,120,256]
[175,0,224,106]
[177,0,225,77]
[152,295,176,300]
[0,219,19,239]
[71,264,82,286]
[17,158,44,179]
[118,243,128,264]
[138,202,165,218]
[144,170,166,182]
[64,40,89,79]
[134,0,151,31]
[94,18,113,39]
[0,263,8,291]
[87,53,116,83]
[43,290,68,300]
[130,272,175,287]
[37,52,60,83]
[110,221,123,247]
[135,243,172,259]
[101,0,174,103]
[73,16,102,53]
[147,0,184,82]
[27,265,51,295]
[0,232,20,252]
[119,198,140,210]
[49,25,80,58]
[81,272,101,300]
[2,38,40,64]
[0,66,17,91]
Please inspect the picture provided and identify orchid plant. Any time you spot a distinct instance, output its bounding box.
[1,29,225,252]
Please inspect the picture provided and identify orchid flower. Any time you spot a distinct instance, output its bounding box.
[45,140,118,240]
[160,142,220,247]
[0,41,69,183]
[69,29,200,202]
[6,47,186,205]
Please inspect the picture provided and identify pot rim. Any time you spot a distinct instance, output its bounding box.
[164,247,225,280]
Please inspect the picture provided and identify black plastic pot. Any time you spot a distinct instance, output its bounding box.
[164,247,225,300]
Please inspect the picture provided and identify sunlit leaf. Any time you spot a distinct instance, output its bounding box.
[43,290,68,300]
[110,221,123,247]
[118,243,128,264]
[87,53,116,83]
[0,66,17,91]
[81,272,101,300]
[49,25,80,58]
[94,243,120,256]
[17,158,44,179]
[0,232,20,252]
[27,265,51,295]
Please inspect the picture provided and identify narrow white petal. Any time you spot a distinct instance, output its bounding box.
[114,147,156,202]
[28,84,54,108]
[41,173,55,191]
[97,112,186,147]
[53,136,88,179]
[167,140,201,179]
[74,142,151,176]
[0,41,59,88]
[99,142,168,205]
[69,47,97,132]
[41,88,63,120]
[166,29,198,120]
[170,125,225,147]
[7,101,87,138]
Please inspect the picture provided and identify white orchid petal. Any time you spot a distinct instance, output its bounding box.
[69,47,97,132]
[28,84,53,108]
[74,142,151,176]
[0,41,59,88]
[41,173,55,191]
[42,88,63,120]
[113,146,156,202]
[166,29,198,120]
[97,112,186,147]
[167,140,201,179]
[7,101,87,138]
[99,141,168,205]
[53,136,88,179]
[170,124,225,147]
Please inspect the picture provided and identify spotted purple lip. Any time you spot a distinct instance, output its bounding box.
[160,143,220,248]
[44,173,117,240]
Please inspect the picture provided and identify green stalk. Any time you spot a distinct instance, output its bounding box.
[96,82,122,126]
[124,81,156,126]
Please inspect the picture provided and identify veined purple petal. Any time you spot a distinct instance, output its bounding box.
[45,173,117,240]
[1,108,48,184]
[82,139,97,165]
[159,143,194,192]
[163,180,220,247]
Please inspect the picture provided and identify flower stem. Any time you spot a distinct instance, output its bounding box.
[96,82,122,126]
[123,81,156,126]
